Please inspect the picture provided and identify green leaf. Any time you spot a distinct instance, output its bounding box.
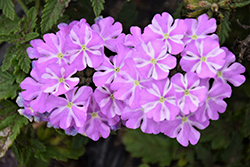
[123,129,178,167]
[0,71,19,99]
[0,34,22,43]
[195,144,214,167]
[217,11,231,45]
[19,7,38,34]
[0,100,28,157]
[90,0,105,17]
[0,15,20,34]
[0,0,16,20]
[41,0,71,33]
[1,46,18,71]
[233,0,250,8]
[117,0,138,34]
[16,45,32,74]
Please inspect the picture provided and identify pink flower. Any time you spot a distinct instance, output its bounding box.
[195,79,232,121]
[94,84,126,118]
[67,19,104,71]
[91,16,125,52]
[133,40,176,80]
[139,78,179,121]
[93,44,130,86]
[121,106,160,134]
[41,63,79,96]
[77,96,120,141]
[180,37,226,78]
[183,13,218,45]
[45,86,93,129]
[143,12,187,54]
[161,113,209,147]
[215,47,246,87]
[171,72,207,114]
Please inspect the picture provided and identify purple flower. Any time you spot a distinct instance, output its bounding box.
[91,16,125,52]
[111,58,144,109]
[215,47,246,87]
[161,113,209,147]
[77,96,120,141]
[124,26,145,48]
[93,44,129,86]
[195,79,232,121]
[68,19,104,71]
[27,39,45,59]
[171,72,207,114]
[20,77,48,113]
[36,32,71,66]
[121,106,160,134]
[143,12,187,54]
[139,78,179,121]
[94,84,126,118]
[41,63,79,96]
[133,40,176,80]
[45,86,93,129]
[183,13,218,45]
[180,37,226,78]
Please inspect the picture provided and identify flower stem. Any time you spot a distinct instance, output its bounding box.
[16,0,29,14]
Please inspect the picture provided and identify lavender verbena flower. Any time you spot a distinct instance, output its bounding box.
[195,79,232,121]
[93,44,130,86]
[124,26,145,48]
[111,58,144,109]
[20,77,48,113]
[215,47,246,87]
[40,63,79,96]
[143,12,187,54]
[26,39,45,59]
[45,86,93,129]
[183,13,218,45]
[121,106,160,134]
[171,72,207,114]
[94,84,126,118]
[91,16,125,52]
[58,20,79,36]
[67,19,104,71]
[139,78,179,121]
[77,96,120,141]
[36,31,72,66]
[161,113,209,147]
[133,40,176,80]
[180,37,226,78]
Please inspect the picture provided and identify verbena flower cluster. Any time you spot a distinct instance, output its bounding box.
[17,12,246,146]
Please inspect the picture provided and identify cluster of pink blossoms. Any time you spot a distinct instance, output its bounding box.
[17,12,246,146]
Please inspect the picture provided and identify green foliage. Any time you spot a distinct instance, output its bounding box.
[41,0,71,33]
[233,0,250,8]
[0,15,20,34]
[217,11,231,45]
[123,129,179,167]
[90,0,105,17]
[0,71,20,100]
[0,0,15,20]
[117,0,138,34]
[0,100,28,157]
[11,125,87,166]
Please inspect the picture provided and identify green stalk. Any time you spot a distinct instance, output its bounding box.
[16,0,29,14]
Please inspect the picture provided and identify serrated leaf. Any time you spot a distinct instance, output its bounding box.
[19,7,38,34]
[41,0,71,33]
[0,100,28,157]
[0,34,22,43]
[16,45,31,73]
[217,11,231,45]
[0,71,15,88]
[123,129,178,167]
[90,0,105,17]
[0,0,16,20]
[0,15,20,34]
[0,83,20,100]
[233,0,250,8]
[14,68,27,84]
[1,46,18,71]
